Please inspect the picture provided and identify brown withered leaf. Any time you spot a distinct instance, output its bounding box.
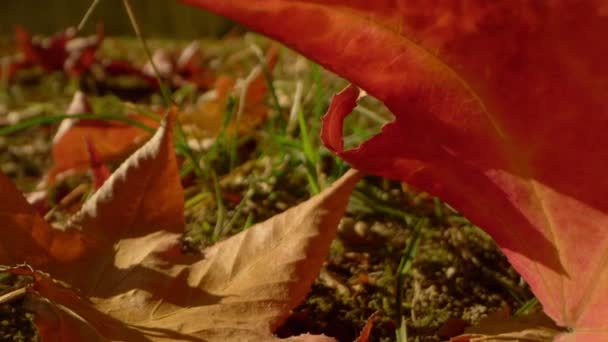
[0,107,360,340]
[450,307,563,342]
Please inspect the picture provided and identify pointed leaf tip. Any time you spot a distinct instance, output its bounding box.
[196,169,362,332]
[44,107,183,292]
[75,106,183,238]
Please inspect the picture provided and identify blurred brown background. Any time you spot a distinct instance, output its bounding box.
[0,0,233,38]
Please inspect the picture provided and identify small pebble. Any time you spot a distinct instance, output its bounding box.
[354,221,368,238]
[445,266,457,279]
[370,221,394,238]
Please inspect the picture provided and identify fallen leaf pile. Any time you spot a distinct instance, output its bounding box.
[2,25,214,92]
[181,1,608,340]
[2,25,103,81]
[99,41,214,91]
[0,107,362,340]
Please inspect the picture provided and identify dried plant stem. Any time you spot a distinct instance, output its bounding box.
[77,0,102,32]
[0,287,27,305]
[122,0,172,106]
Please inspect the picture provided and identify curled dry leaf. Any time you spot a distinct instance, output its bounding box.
[180,1,608,339]
[0,106,360,340]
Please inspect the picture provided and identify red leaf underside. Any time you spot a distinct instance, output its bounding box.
[181,0,608,338]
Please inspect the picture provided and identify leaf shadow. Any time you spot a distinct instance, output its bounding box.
[338,105,568,278]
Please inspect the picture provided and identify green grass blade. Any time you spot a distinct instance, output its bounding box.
[396,319,408,342]
[298,108,317,164]
[395,218,425,342]
[514,297,540,317]
[0,113,156,136]
[311,63,325,119]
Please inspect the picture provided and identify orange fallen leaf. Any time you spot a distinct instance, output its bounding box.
[182,43,279,138]
[0,107,361,340]
[450,307,563,342]
[84,138,110,190]
[48,91,158,184]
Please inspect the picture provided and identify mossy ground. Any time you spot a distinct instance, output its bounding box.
[0,34,536,341]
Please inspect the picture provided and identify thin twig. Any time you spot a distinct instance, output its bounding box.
[44,184,89,221]
[122,0,172,106]
[77,0,102,32]
[0,287,27,305]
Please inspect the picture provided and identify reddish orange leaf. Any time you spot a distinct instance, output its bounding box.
[181,1,608,339]
[48,91,158,183]
[6,25,103,80]
[84,138,111,190]
[0,172,66,269]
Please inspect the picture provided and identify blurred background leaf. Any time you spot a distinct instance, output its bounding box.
[0,0,233,38]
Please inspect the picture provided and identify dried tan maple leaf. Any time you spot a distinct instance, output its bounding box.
[1,108,361,341]
[450,307,563,342]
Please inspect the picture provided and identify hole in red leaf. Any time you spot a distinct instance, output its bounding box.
[342,94,394,150]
